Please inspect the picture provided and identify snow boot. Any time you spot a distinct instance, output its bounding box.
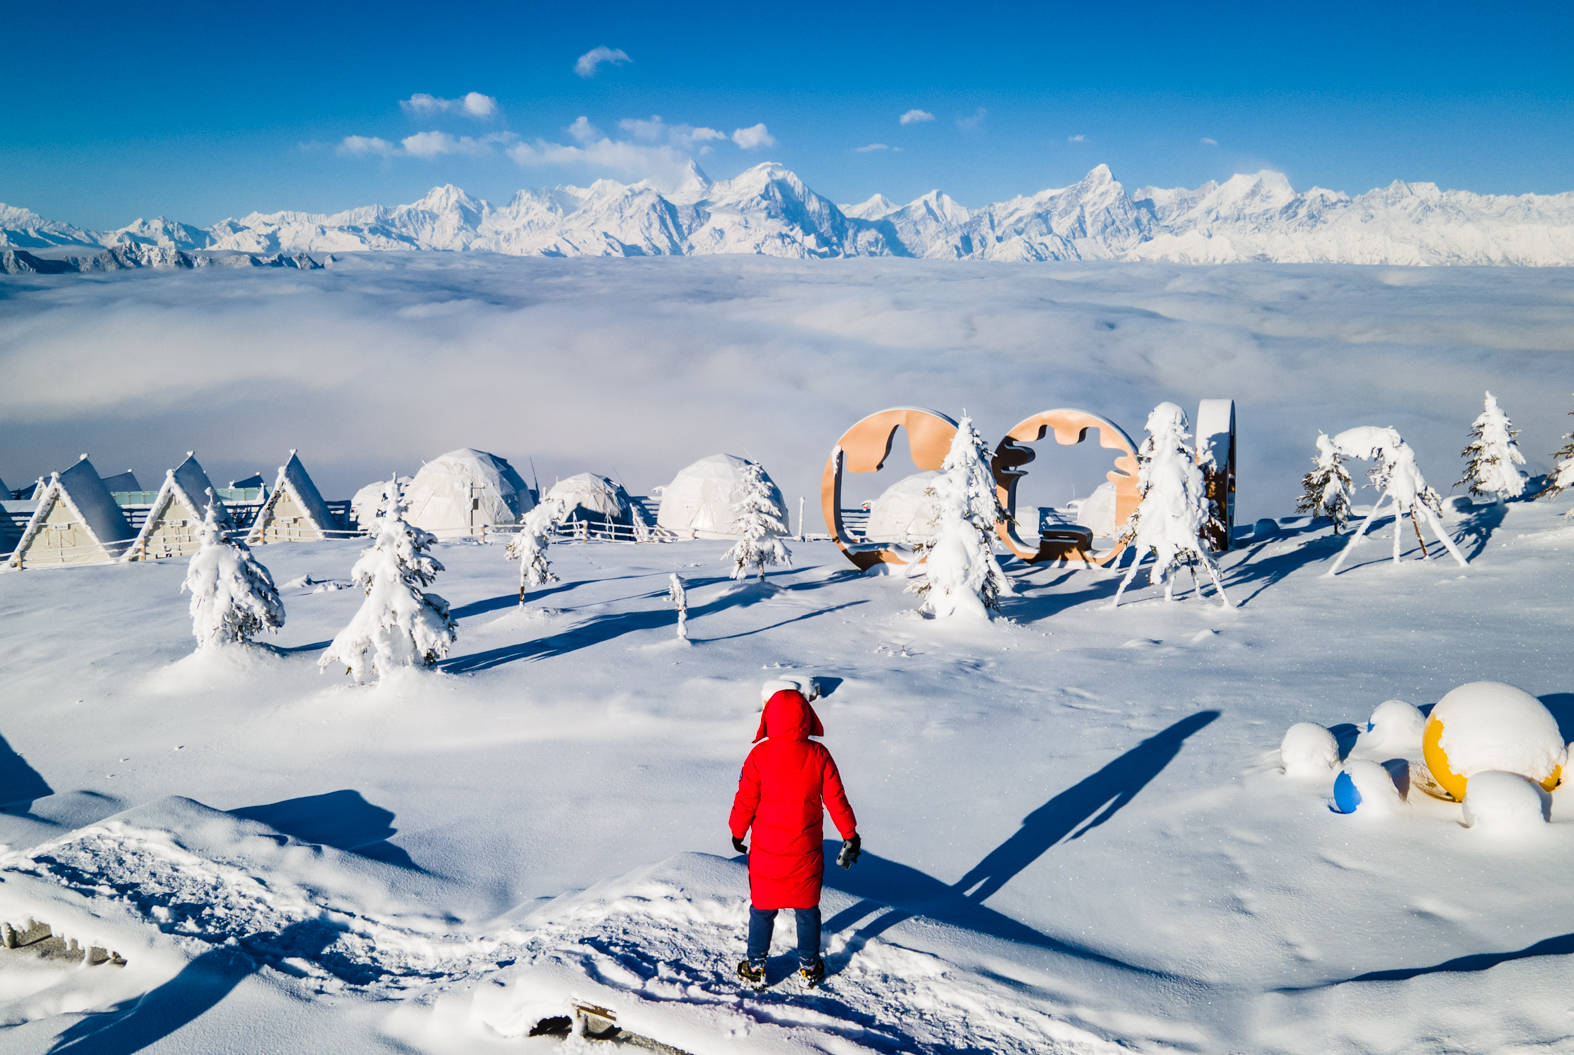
[737,959,767,991]
[797,957,825,989]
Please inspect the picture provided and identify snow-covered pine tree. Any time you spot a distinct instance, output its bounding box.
[908,415,1012,619]
[1539,394,1574,500]
[182,496,285,649]
[320,478,457,684]
[1297,432,1354,533]
[506,497,567,603]
[1114,403,1232,608]
[668,572,689,641]
[725,460,791,581]
[1458,390,1527,501]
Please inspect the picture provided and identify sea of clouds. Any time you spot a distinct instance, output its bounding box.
[3,256,1572,523]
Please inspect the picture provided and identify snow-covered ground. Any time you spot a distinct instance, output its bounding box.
[3,494,1574,1052]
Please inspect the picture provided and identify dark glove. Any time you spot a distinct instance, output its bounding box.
[732,835,748,855]
[837,833,861,869]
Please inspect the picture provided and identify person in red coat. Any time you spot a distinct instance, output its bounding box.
[729,687,860,989]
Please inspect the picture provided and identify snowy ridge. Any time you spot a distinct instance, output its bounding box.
[7,162,1574,267]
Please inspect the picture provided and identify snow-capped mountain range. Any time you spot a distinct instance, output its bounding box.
[5,162,1574,268]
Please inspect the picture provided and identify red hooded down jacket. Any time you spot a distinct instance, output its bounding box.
[729,689,858,910]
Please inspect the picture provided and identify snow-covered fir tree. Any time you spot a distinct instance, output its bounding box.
[321,478,456,684]
[181,497,285,649]
[908,415,1012,619]
[1296,432,1354,533]
[1458,390,1526,500]
[506,497,567,603]
[725,460,791,581]
[1327,426,1467,574]
[668,572,689,641]
[1539,395,1574,501]
[1114,403,1232,608]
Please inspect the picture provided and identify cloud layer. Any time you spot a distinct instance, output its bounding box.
[4,258,1568,526]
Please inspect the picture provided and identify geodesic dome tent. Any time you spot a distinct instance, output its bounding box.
[351,476,411,531]
[657,454,787,540]
[544,473,633,530]
[402,449,535,539]
[863,471,939,544]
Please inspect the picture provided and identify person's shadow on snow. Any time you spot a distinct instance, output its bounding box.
[0,731,52,816]
[821,709,1218,977]
[48,919,344,1055]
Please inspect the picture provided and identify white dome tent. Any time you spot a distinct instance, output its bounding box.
[864,471,940,544]
[351,476,411,531]
[544,474,633,536]
[402,449,536,540]
[657,454,787,540]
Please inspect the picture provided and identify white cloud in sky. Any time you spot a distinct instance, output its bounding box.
[731,123,776,150]
[854,143,893,153]
[575,46,631,78]
[619,115,727,147]
[339,108,773,180]
[338,135,395,157]
[1067,133,1087,143]
[1201,136,1219,146]
[956,107,987,132]
[340,131,512,159]
[507,136,692,185]
[401,131,497,158]
[899,109,935,125]
[401,92,499,119]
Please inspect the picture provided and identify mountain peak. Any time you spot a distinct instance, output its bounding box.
[412,184,482,213]
[1082,163,1117,185]
[843,193,899,220]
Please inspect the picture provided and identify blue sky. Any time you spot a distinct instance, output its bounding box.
[4,0,1571,228]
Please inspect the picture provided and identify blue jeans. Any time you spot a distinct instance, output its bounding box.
[747,906,821,968]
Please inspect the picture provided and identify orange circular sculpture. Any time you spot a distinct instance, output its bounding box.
[991,409,1140,566]
[821,407,958,570]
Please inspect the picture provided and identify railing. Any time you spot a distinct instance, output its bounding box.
[0,534,142,568]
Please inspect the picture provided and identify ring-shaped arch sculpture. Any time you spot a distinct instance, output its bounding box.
[992,409,1141,567]
[821,407,958,571]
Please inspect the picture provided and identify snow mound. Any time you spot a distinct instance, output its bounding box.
[1281,723,1340,777]
[1462,771,1548,831]
[1362,699,1427,750]
[760,675,819,703]
[468,851,1146,1055]
[1428,681,1565,796]
[1337,760,1405,816]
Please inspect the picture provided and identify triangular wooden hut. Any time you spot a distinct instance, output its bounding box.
[100,470,143,493]
[128,453,234,560]
[7,457,135,568]
[246,451,341,543]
